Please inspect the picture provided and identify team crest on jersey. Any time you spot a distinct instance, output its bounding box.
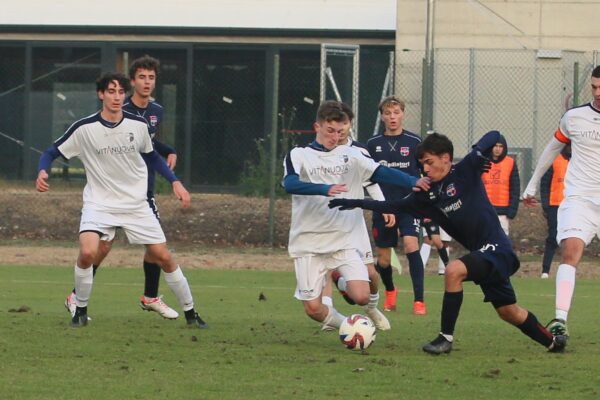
[149,115,158,126]
[446,183,457,197]
[128,132,134,142]
[400,147,409,156]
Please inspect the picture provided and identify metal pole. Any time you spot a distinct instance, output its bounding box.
[184,45,193,185]
[268,52,280,247]
[421,0,436,135]
[573,62,580,107]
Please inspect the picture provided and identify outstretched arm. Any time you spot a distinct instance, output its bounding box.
[153,139,177,170]
[371,166,430,191]
[283,174,347,196]
[329,197,413,215]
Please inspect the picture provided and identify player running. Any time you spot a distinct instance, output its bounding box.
[330,131,567,354]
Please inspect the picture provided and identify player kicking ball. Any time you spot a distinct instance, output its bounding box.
[36,72,208,329]
[330,131,567,354]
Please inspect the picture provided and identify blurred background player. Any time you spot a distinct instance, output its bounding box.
[366,96,426,315]
[37,72,207,328]
[321,102,392,331]
[283,101,428,332]
[523,65,600,339]
[539,145,571,279]
[419,219,450,275]
[481,133,520,236]
[64,55,180,319]
[330,131,567,355]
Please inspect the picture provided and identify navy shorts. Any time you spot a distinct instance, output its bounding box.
[460,244,520,308]
[372,211,420,248]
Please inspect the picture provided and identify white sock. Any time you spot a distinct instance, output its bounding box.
[74,265,94,308]
[337,276,347,292]
[420,243,431,267]
[322,306,345,328]
[322,296,333,307]
[441,332,454,342]
[164,266,194,312]
[555,264,576,321]
[366,292,379,310]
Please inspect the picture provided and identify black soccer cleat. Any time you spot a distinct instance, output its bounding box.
[546,318,569,337]
[186,313,209,329]
[70,307,88,328]
[331,270,355,305]
[422,334,453,355]
[548,335,568,353]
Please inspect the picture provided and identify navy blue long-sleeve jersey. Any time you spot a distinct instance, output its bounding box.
[123,96,175,196]
[366,130,422,200]
[357,131,511,253]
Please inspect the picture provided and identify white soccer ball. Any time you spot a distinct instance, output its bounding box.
[339,314,376,351]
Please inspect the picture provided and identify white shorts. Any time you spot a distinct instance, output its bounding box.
[293,249,369,301]
[79,207,166,245]
[557,196,600,246]
[354,233,375,265]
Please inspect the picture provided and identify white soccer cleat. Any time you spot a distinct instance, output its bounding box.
[140,295,179,319]
[365,307,391,331]
[65,292,77,318]
[321,323,337,332]
[541,273,549,279]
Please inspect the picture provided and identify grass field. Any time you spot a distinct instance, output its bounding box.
[1,264,599,400]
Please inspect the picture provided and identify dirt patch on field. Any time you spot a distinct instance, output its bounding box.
[0,186,598,278]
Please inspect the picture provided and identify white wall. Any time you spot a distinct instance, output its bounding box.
[1,0,396,31]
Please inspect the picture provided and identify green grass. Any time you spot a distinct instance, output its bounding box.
[1,265,599,400]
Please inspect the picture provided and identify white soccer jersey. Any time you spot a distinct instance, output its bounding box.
[284,144,379,257]
[56,112,153,212]
[556,103,600,197]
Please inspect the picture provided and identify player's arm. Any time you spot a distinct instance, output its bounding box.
[507,162,520,219]
[540,167,553,212]
[370,165,430,192]
[141,151,190,208]
[153,138,177,170]
[283,174,347,196]
[522,136,565,206]
[364,183,396,227]
[36,145,63,192]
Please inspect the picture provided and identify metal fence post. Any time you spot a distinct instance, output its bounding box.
[572,62,579,107]
[268,52,280,247]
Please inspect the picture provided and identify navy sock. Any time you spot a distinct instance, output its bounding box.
[143,261,162,298]
[184,309,196,320]
[376,262,395,291]
[516,311,554,347]
[407,251,424,301]
[437,247,449,266]
[441,291,463,336]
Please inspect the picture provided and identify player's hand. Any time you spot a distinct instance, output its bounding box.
[413,177,431,192]
[476,150,492,173]
[328,198,362,211]
[327,184,348,196]
[383,213,396,227]
[172,181,191,209]
[36,170,49,192]
[166,153,177,170]
[522,195,538,208]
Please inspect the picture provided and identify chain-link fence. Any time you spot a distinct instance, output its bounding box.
[1,43,599,253]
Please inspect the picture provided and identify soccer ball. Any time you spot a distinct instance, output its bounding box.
[339,314,376,351]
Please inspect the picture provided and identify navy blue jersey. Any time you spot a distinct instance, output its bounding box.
[366,130,422,199]
[359,131,511,253]
[123,96,164,139]
[123,97,175,195]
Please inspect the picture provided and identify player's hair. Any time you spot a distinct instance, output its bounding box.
[416,132,454,161]
[592,65,600,78]
[96,72,131,93]
[378,95,405,113]
[316,100,349,123]
[338,101,355,121]
[129,55,160,79]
